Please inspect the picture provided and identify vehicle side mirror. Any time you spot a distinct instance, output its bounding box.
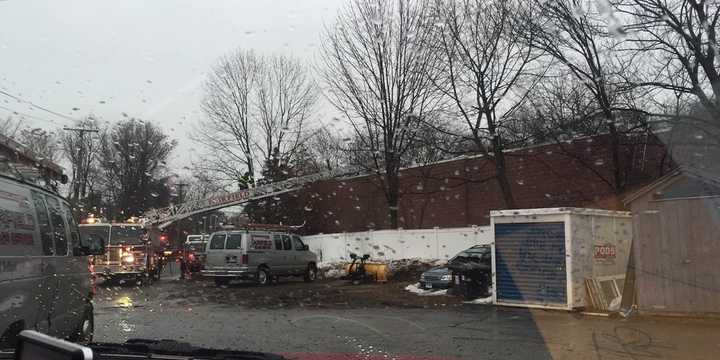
[75,234,105,256]
[303,244,309,251]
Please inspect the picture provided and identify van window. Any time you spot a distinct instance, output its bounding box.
[273,235,282,250]
[250,234,272,250]
[292,236,305,251]
[62,203,80,251]
[226,233,242,249]
[45,197,69,256]
[31,191,54,255]
[282,235,292,250]
[0,190,34,247]
[209,234,226,249]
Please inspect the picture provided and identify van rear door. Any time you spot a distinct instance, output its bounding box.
[0,182,44,340]
[205,233,227,269]
[222,233,244,268]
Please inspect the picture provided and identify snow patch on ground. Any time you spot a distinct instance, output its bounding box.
[324,268,345,279]
[463,296,493,304]
[404,283,449,296]
[317,262,347,279]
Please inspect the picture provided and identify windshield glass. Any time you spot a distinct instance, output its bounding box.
[2,0,719,359]
[78,225,110,247]
[109,226,144,245]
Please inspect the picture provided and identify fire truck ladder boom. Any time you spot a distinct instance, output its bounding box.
[141,166,360,229]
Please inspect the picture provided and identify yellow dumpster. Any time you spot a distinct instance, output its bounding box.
[344,262,388,283]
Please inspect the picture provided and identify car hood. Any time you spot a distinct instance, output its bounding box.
[422,266,450,276]
[284,353,453,360]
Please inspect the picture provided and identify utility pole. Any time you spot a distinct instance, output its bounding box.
[174,182,188,249]
[62,127,99,203]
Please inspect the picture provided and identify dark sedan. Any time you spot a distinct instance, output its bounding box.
[419,266,452,289]
[418,245,491,289]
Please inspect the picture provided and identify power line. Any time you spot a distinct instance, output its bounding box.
[0,104,64,125]
[0,89,79,122]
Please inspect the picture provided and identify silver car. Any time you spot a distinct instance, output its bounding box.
[201,230,318,286]
[0,174,104,348]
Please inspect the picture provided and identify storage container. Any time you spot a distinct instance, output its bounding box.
[491,208,632,310]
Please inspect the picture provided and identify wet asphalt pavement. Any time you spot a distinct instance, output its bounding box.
[93,263,720,360]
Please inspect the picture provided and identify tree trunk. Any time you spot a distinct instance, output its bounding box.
[386,168,400,229]
[491,134,516,209]
[604,110,624,194]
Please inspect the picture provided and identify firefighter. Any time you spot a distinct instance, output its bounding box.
[238,172,254,190]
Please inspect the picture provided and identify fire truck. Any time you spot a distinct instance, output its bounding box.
[79,218,165,283]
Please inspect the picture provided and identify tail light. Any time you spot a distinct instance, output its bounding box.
[241,254,248,265]
[188,253,196,262]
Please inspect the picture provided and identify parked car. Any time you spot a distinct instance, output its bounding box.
[419,245,491,290]
[0,174,104,348]
[201,230,318,286]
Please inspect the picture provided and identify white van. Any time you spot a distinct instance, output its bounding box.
[0,174,104,348]
[202,230,318,286]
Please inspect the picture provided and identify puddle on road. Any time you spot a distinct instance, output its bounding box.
[118,319,136,333]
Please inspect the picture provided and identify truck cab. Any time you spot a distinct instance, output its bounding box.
[79,222,161,283]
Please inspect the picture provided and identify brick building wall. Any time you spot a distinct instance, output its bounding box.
[296,133,671,234]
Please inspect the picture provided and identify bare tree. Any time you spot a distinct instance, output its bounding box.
[524,0,649,192]
[0,117,58,162]
[62,117,101,203]
[294,127,348,173]
[0,116,22,138]
[15,128,59,162]
[195,50,262,185]
[430,0,542,208]
[256,55,318,167]
[504,76,599,145]
[321,0,443,228]
[615,0,720,123]
[97,119,176,219]
[195,50,317,188]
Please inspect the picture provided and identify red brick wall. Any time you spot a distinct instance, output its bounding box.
[299,134,670,234]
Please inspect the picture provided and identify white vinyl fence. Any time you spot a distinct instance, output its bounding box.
[304,226,493,263]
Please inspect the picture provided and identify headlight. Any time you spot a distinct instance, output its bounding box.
[420,274,426,280]
[122,254,135,264]
[441,274,452,281]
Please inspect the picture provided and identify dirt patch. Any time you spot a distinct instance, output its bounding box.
[161,277,464,310]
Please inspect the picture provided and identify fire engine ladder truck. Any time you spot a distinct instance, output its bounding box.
[141,166,361,229]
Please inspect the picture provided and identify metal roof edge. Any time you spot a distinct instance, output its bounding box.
[621,170,683,205]
[490,207,632,217]
[0,133,64,175]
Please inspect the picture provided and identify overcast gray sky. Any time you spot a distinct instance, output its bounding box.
[0,0,341,172]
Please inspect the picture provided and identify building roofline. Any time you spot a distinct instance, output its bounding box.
[622,170,682,205]
[336,130,663,182]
